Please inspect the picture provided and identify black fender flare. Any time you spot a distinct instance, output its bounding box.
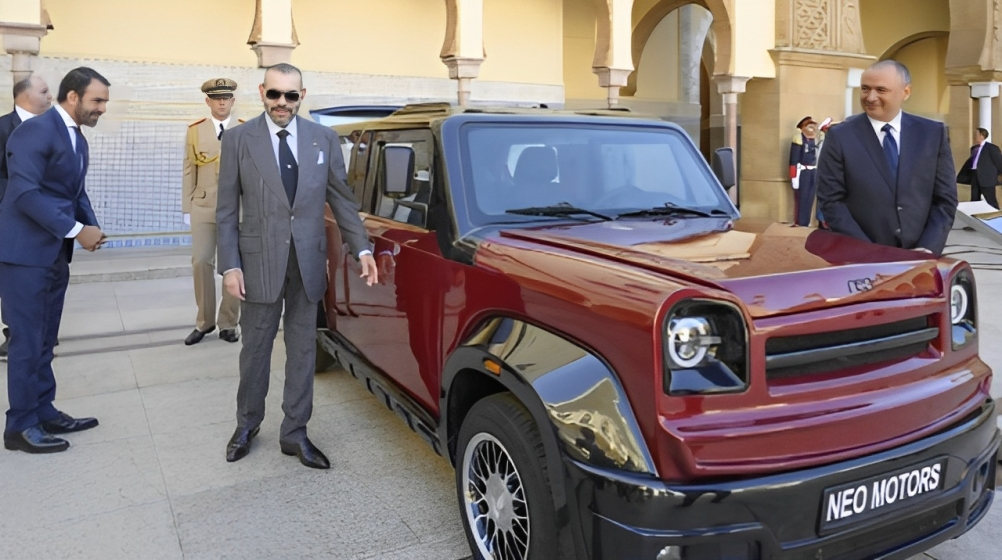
[440,317,657,515]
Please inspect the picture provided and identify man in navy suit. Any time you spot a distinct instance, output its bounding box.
[0,67,109,454]
[957,127,1002,209]
[0,74,54,359]
[817,60,957,256]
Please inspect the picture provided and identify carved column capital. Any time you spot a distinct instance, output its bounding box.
[788,0,865,55]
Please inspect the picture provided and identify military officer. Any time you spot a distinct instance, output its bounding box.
[182,78,243,345]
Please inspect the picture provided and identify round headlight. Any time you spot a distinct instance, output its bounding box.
[950,284,968,325]
[667,317,721,368]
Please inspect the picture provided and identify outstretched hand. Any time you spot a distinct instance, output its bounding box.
[359,254,378,286]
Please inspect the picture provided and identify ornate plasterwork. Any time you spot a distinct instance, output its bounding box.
[791,0,866,54]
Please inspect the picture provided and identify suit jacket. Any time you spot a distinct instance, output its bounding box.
[0,107,98,266]
[182,116,244,223]
[816,112,957,256]
[0,108,23,201]
[957,141,1002,189]
[216,113,370,304]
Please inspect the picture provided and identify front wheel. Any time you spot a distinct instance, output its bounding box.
[456,393,561,560]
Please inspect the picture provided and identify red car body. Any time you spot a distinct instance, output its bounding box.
[319,104,999,560]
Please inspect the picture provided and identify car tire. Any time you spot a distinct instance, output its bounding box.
[456,393,561,560]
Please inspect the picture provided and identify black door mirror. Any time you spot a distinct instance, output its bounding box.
[712,147,735,189]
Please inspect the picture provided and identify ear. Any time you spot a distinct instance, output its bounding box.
[299,87,306,101]
[67,90,79,105]
[902,84,912,102]
[258,83,266,100]
[205,97,212,108]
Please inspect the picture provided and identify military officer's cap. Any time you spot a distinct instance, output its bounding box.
[201,78,237,98]
[796,116,816,129]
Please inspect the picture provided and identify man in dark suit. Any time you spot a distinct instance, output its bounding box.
[216,63,378,469]
[0,67,109,454]
[957,127,1002,209]
[817,60,957,256]
[0,74,53,358]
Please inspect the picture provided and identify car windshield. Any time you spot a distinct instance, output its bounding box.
[461,123,735,225]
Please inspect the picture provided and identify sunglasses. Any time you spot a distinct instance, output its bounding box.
[265,89,301,102]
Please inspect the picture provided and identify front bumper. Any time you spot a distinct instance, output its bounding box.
[566,399,1000,560]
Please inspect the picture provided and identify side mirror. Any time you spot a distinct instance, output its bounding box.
[384,145,415,194]
[712,147,735,189]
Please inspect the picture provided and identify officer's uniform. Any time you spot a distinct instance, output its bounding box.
[183,78,242,343]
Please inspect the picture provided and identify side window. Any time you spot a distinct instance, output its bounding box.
[371,130,434,228]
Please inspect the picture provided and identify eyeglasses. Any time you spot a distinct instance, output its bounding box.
[265,89,301,102]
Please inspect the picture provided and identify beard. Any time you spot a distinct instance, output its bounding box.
[265,102,298,127]
[74,105,102,127]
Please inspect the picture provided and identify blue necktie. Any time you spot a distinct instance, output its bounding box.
[277,129,298,205]
[882,123,898,183]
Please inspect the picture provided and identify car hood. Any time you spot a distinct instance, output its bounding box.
[498,218,942,318]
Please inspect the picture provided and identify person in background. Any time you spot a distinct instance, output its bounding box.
[789,116,820,226]
[957,127,1002,210]
[182,78,243,345]
[0,74,54,359]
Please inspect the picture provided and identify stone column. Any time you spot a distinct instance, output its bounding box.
[591,0,634,108]
[845,67,863,118]
[440,0,485,107]
[0,0,49,82]
[970,82,1000,136]
[247,0,299,67]
[714,75,749,203]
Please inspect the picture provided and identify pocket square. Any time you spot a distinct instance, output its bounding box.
[317,151,324,165]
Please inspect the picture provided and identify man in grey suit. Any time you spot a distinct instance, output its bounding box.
[216,63,378,469]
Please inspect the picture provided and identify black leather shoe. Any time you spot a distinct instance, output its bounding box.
[219,328,239,343]
[185,326,215,346]
[41,412,99,434]
[4,426,69,453]
[280,437,330,469]
[226,426,260,462]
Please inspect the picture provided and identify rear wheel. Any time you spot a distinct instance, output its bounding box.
[456,393,560,560]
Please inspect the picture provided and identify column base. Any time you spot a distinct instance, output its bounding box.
[250,43,296,68]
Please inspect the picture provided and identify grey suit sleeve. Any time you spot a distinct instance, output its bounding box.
[916,124,957,255]
[325,134,371,257]
[216,127,242,273]
[816,129,870,241]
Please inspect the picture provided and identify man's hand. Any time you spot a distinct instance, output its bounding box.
[359,254,378,286]
[223,269,246,301]
[76,225,104,251]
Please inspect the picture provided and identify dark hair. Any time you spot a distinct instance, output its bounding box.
[978,127,990,140]
[870,59,911,86]
[12,75,34,99]
[266,62,302,78]
[57,67,110,103]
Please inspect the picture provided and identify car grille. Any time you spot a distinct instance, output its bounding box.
[765,317,938,380]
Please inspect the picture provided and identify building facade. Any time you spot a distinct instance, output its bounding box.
[0,0,994,237]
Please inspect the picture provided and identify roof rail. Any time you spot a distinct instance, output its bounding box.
[391,102,455,116]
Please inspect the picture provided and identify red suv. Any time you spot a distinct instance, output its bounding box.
[318,103,999,560]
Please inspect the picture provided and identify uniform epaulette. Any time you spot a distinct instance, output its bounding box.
[792,131,803,146]
[189,118,207,127]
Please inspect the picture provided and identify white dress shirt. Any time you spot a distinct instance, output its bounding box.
[211,115,232,138]
[264,113,298,165]
[53,104,85,238]
[868,111,903,154]
[13,104,38,122]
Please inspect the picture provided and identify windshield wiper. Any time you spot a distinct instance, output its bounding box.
[616,203,725,219]
[506,203,612,222]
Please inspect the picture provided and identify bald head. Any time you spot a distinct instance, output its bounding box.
[13,75,53,115]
